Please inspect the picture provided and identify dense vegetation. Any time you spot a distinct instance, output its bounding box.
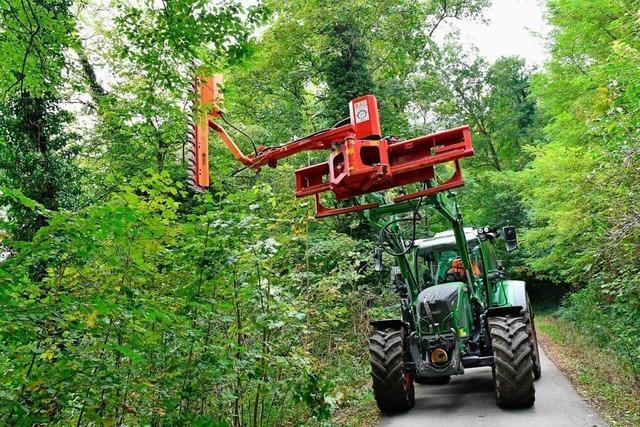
[0,0,637,424]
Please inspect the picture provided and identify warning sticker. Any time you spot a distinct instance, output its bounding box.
[353,100,369,124]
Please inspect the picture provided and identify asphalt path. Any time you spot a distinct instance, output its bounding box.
[380,347,608,427]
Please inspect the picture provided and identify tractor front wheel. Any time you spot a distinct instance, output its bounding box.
[368,328,415,413]
[526,295,542,380]
[414,375,451,385]
[489,316,536,408]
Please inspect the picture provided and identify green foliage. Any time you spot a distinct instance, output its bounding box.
[0,172,382,424]
[0,0,73,96]
[413,48,539,171]
[0,0,81,241]
[524,0,640,370]
[2,0,638,424]
[460,169,527,229]
[0,96,81,240]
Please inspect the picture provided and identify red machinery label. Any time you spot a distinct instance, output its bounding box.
[353,99,370,124]
[350,95,381,140]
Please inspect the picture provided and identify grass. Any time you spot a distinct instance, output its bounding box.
[330,381,379,427]
[537,315,640,427]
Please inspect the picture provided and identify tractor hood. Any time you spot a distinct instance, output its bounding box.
[416,282,468,334]
[414,228,478,255]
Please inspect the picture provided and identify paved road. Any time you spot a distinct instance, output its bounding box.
[380,348,608,427]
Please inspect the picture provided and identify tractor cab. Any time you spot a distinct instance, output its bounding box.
[415,228,483,288]
[415,226,510,292]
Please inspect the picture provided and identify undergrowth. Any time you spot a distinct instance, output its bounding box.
[537,315,640,427]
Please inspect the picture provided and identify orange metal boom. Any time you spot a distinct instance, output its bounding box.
[187,75,475,217]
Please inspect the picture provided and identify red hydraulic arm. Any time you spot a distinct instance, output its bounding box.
[187,75,474,217]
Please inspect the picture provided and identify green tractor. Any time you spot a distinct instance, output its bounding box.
[365,190,541,413]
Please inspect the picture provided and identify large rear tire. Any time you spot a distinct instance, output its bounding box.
[369,328,415,413]
[414,375,451,385]
[489,316,535,408]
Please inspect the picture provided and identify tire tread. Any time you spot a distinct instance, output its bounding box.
[368,327,415,413]
[489,316,535,408]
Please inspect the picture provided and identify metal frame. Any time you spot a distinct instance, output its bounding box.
[187,74,474,217]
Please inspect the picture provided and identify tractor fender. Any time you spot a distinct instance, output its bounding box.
[370,319,406,331]
[487,280,528,317]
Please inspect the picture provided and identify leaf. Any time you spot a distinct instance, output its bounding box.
[86,310,98,328]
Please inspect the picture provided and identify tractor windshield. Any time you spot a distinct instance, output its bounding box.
[416,229,483,286]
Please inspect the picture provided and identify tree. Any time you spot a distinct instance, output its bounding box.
[526,0,640,282]
[0,97,80,241]
[0,0,80,240]
[523,0,640,371]
[226,0,489,144]
[412,47,539,172]
[486,57,540,170]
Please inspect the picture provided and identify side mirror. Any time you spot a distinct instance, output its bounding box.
[502,226,517,252]
[373,247,383,272]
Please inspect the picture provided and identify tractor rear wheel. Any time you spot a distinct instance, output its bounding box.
[414,375,451,385]
[489,316,535,408]
[368,328,415,413]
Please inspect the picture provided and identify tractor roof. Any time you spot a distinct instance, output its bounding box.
[414,227,478,255]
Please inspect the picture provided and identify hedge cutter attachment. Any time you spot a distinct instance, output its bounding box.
[187,74,474,217]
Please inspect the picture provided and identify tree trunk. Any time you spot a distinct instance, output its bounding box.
[487,138,502,171]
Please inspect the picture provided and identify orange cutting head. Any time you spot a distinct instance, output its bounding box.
[186,75,222,192]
